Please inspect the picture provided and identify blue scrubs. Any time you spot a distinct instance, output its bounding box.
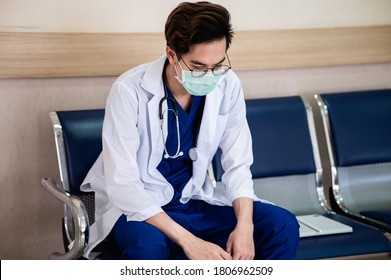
[157,88,205,210]
[112,87,300,260]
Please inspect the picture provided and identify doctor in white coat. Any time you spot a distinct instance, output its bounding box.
[81,1,299,260]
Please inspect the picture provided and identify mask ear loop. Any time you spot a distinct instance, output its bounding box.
[173,59,185,84]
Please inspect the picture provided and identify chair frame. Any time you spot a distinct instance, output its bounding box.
[41,112,90,260]
[314,93,391,232]
[302,98,331,214]
[314,95,344,209]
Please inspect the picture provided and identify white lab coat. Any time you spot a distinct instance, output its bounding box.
[80,55,262,259]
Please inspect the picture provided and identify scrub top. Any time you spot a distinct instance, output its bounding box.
[157,86,205,211]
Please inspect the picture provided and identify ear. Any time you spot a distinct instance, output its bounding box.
[166,46,177,65]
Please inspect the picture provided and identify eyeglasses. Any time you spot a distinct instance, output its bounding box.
[180,53,232,78]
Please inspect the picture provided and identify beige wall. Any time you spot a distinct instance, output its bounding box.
[0,77,115,259]
[1,0,391,32]
[1,0,391,259]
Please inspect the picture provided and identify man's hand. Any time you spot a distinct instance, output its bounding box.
[226,222,255,260]
[146,212,232,260]
[182,235,233,260]
[227,197,255,260]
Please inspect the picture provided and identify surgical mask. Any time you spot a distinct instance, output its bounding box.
[174,61,222,96]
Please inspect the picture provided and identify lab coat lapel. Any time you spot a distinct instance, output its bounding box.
[147,92,165,175]
[142,56,167,179]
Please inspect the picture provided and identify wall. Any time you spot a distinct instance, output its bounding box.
[1,0,391,32]
[0,0,391,259]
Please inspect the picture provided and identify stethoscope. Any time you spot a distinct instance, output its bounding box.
[159,68,200,161]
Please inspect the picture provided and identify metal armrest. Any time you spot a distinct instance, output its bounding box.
[41,177,89,260]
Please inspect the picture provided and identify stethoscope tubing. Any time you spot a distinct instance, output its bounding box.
[160,63,199,161]
[160,83,185,159]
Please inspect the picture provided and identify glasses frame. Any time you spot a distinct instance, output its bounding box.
[180,53,232,78]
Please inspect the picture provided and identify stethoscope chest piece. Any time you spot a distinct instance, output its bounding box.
[189,147,198,161]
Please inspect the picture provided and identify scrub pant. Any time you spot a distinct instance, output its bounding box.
[111,200,300,260]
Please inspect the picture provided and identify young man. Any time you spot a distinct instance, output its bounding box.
[81,1,299,260]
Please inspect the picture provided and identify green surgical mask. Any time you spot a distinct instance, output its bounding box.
[174,62,222,96]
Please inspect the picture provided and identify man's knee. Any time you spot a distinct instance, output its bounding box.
[120,227,171,260]
[254,202,299,237]
[264,206,299,240]
[113,219,173,260]
[253,203,300,259]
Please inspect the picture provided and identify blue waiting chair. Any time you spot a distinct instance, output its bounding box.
[315,89,391,233]
[212,96,391,259]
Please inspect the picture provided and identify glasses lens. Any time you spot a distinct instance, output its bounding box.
[212,65,230,76]
[189,64,231,78]
[191,67,208,78]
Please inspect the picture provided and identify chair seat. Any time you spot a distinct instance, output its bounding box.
[295,214,391,259]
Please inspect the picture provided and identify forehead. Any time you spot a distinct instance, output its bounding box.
[184,39,227,65]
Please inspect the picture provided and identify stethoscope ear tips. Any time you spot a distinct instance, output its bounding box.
[179,151,184,156]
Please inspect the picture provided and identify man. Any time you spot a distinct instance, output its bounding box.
[81,1,299,260]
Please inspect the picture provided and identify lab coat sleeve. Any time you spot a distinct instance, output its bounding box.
[102,81,163,221]
[218,74,255,203]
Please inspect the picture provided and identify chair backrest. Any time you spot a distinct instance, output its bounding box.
[212,96,330,215]
[316,89,391,216]
[51,109,105,227]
